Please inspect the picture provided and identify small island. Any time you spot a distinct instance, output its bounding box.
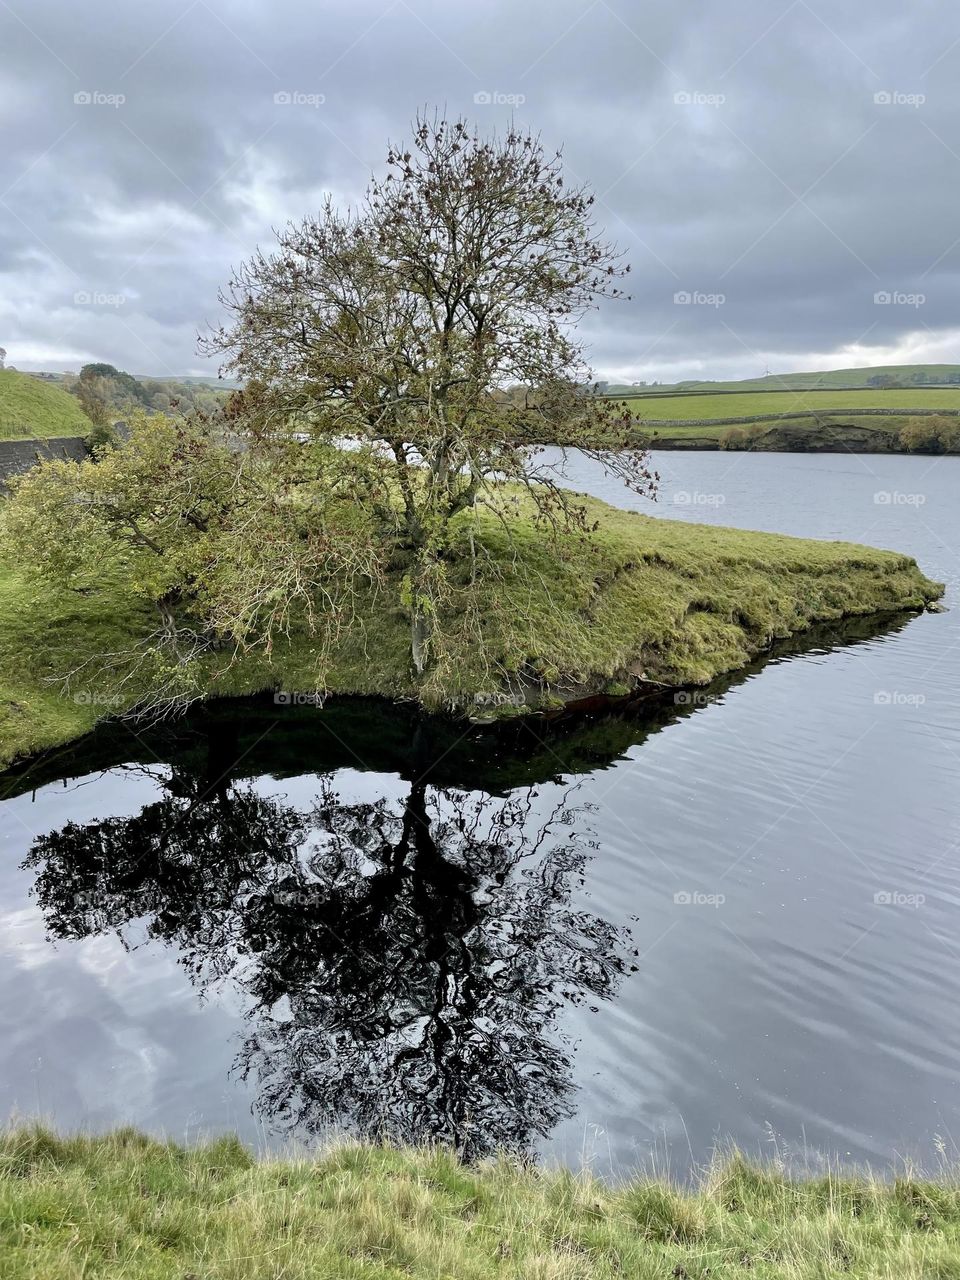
[0,469,943,767]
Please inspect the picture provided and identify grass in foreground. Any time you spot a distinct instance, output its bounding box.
[0,370,92,439]
[3,1127,960,1279]
[0,492,942,768]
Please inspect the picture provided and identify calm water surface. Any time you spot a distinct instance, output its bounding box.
[1,450,958,1176]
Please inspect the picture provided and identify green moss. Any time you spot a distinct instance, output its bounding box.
[3,1127,960,1278]
[0,491,943,768]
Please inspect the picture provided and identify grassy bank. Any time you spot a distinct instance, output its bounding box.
[0,370,91,439]
[634,417,910,452]
[3,1127,960,1278]
[0,491,942,768]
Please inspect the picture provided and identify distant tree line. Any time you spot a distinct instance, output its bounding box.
[867,372,960,388]
[68,363,229,430]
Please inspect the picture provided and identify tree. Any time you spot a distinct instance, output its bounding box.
[3,115,656,712]
[74,376,110,427]
[202,114,655,673]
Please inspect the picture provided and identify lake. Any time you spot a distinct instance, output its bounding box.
[1,449,958,1177]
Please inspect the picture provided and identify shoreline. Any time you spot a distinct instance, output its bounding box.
[607,418,960,454]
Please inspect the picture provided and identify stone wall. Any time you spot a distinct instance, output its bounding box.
[0,436,88,487]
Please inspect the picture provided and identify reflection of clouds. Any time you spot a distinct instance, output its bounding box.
[0,768,309,1141]
[0,943,254,1134]
[0,773,258,1136]
[0,905,53,969]
[21,769,634,1157]
[72,933,147,980]
[0,950,161,1120]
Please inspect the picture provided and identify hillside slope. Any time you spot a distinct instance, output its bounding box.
[0,370,91,439]
[612,364,960,396]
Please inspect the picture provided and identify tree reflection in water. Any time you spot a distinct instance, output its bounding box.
[23,766,635,1157]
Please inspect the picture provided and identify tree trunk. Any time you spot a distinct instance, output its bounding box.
[411,609,430,674]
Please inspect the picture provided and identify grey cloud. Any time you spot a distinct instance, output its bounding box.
[2,0,959,380]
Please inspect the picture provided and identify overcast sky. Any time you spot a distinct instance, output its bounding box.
[1,0,957,383]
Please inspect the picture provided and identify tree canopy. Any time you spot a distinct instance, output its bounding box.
[202,114,655,670]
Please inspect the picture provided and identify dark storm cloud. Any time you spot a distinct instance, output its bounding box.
[2,0,959,379]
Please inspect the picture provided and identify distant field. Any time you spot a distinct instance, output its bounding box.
[625,387,960,421]
[0,371,90,439]
[611,363,960,395]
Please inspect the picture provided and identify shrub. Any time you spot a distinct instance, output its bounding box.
[898,415,960,453]
[84,421,120,453]
[720,423,767,450]
[719,427,747,449]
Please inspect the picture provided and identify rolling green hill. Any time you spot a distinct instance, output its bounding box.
[612,364,960,396]
[726,363,960,390]
[0,371,91,439]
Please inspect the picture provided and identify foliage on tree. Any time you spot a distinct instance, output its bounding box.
[74,376,111,427]
[3,411,384,710]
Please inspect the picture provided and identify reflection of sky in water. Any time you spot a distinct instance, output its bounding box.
[5,761,628,1158]
[0,769,252,1141]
